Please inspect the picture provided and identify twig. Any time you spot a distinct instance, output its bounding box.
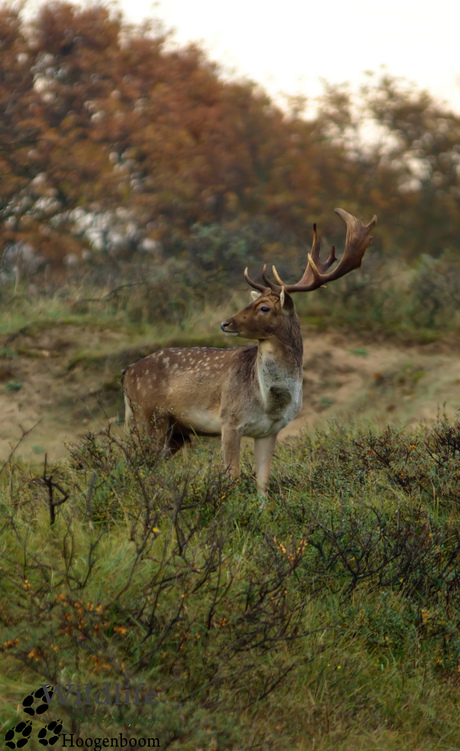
[42,453,70,526]
[86,471,97,531]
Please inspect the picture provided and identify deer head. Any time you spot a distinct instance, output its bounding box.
[221,287,296,341]
[221,207,376,349]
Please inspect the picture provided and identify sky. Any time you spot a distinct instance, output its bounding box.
[106,0,460,114]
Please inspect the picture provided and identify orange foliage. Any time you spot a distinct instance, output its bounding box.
[0,2,459,271]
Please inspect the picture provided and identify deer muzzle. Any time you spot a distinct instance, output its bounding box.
[221,320,239,336]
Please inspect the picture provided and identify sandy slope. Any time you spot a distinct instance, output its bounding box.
[1,324,459,464]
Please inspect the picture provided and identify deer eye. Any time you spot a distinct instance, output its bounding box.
[259,306,270,313]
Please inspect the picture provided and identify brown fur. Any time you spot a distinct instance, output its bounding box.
[122,291,303,494]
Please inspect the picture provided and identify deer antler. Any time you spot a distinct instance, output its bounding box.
[244,208,377,294]
[243,264,275,293]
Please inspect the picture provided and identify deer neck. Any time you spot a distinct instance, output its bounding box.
[255,316,303,402]
[257,315,303,367]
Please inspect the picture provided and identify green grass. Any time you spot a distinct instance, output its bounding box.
[1,418,460,749]
[1,266,460,748]
[0,281,249,374]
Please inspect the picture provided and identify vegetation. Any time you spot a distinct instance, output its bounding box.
[3,0,460,347]
[3,245,460,342]
[2,2,460,748]
[2,0,460,285]
[1,417,460,749]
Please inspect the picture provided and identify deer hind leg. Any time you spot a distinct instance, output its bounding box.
[221,425,242,479]
[125,398,169,454]
[148,412,194,457]
[124,394,135,431]
[254,434,278,495]
[125,395,190,458]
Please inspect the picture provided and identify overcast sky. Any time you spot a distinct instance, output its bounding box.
[107,0,460,113]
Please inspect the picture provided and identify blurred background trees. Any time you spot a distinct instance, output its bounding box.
[1,1,460,286]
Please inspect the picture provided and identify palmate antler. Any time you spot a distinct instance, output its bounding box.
[244,208,377,293]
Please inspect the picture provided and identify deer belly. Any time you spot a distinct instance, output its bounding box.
[176,407,222,436]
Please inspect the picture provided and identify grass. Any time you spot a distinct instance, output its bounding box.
[0,279,249,362]
[1,264,460,748]
[1,418,460,750]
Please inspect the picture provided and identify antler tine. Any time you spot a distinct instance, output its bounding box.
[272,208,377,293]
[310,223,337,273]
[244,266,267,293]
[261,264,281,292]
[272,221,337,290]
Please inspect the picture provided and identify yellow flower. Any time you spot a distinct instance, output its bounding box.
[421,608,430,624]
[3,638,19,649]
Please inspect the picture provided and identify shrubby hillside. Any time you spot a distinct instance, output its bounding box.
[1,419,460,749]
[2,5,460,749]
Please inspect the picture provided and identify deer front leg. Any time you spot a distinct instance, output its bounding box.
[221,425,242,479]
[254,434,278,495]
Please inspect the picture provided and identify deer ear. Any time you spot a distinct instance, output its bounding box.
[250,291,261,302]
[280,288,294,312]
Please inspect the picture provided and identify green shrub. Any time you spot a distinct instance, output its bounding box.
[1,418,460,748]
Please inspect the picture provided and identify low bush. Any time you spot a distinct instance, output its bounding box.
[1,417,460,749]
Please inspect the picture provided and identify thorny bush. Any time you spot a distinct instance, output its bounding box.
[1,417,460,747]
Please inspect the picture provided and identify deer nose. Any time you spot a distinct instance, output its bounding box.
[221,320,239,336]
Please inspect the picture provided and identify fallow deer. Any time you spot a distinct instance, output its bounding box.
[122,208,377,493]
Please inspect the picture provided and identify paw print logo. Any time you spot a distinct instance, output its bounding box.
[22,686,54,716]
[4,720,33,749]
[3,686,62,749]
[37,720,63,746]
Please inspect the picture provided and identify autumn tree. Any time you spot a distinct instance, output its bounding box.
[0,1,342,274]
[1,2,459,280]
[314,73,460,259]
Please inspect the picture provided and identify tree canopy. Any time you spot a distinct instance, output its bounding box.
[1,1,459,276]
